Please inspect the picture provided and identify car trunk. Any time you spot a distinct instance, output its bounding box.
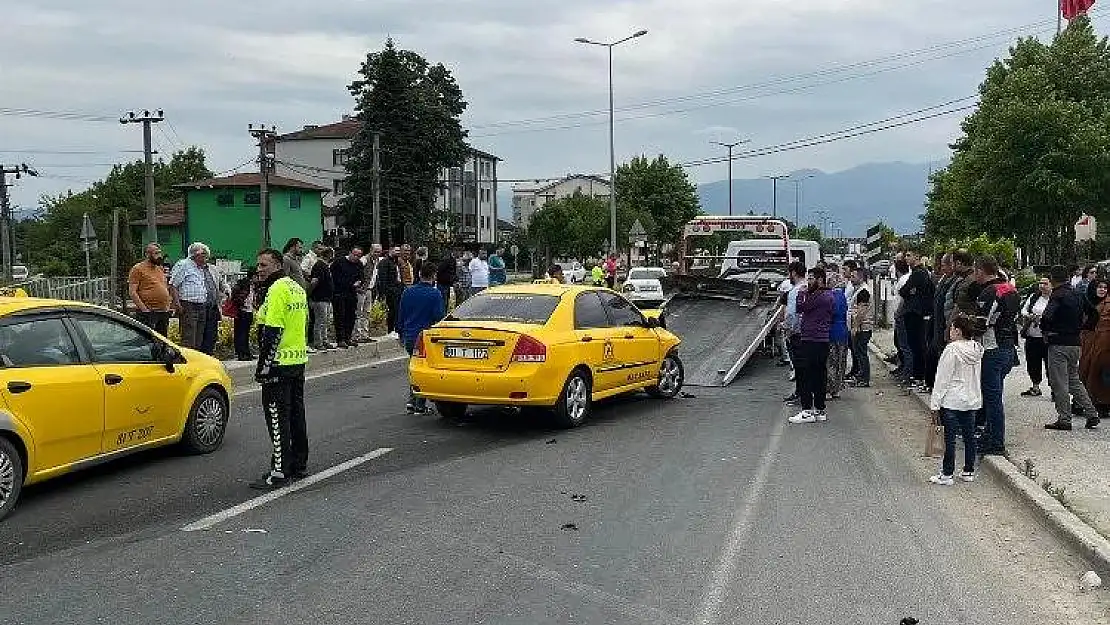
[422,322,538,372]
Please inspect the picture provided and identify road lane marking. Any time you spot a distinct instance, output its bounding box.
[693,415,787,625]
[181,447,394,531]
[232,354,409,397]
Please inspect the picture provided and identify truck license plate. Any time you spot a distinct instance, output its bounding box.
[444,347,489,360]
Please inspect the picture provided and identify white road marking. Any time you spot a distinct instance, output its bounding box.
[231,354,409,397]
[692,415,787,625]
[181,447,394,532]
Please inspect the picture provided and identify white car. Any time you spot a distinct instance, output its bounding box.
[622,267,667,308]
[557,261,586,284]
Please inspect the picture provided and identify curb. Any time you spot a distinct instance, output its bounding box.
[223,339,408,390]
[867,341,1110,575]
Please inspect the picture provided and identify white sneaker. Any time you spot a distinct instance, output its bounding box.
[788,410,816,424]
[959,471,975,482]
[929,474,955,486]
[813,410,827,422]
[788,369,796,382]
[386,331,399,340]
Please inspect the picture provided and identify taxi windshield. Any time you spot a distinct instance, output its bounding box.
[451,293,560,324]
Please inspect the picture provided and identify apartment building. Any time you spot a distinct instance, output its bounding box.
[511,174,611,231]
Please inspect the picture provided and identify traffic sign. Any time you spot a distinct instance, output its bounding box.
[628,219,648,243]
[1075,214,1097,242]
[80,213,98,252]
[510,244,520,256]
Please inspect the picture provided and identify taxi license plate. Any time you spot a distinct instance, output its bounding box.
[444,346,489,360]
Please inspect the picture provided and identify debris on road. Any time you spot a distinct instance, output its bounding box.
[242,528,268,534]
[679,392,697,399]
[545,438,557,445]
[561,523,579,531]
[570,494,587,502]
[1079,570,1102,592]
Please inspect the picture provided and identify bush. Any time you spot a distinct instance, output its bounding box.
[166,316,246,360]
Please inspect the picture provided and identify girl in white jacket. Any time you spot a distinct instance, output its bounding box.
[928,315,985,486]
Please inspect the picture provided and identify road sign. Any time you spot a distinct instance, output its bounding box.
[1075,214,1097,242]
[80,213,98,252]
[628,219,648,243]
[510,244,520,256]
[864,223,886,261]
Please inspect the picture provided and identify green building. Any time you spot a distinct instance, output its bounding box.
[133,173,327,264]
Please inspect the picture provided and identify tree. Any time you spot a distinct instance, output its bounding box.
[614,155,700,256]
[925,16,1110,263]
[342,39,469,245]
[795,225,823,243]
[527,192,611,264]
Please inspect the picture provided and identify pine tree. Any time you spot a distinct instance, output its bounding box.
[342,39,469,245]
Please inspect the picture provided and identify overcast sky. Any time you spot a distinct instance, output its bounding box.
[1,0,1100,214]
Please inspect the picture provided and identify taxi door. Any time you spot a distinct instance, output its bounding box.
[0,314,104,471]
[68,313,192,452]
[597,291,660,388]
[572,291,622,393]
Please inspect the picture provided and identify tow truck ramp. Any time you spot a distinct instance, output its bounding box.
[661,274,783,387]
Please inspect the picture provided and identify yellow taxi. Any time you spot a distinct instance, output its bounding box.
[0,297,232,521]
[410,284,683,427]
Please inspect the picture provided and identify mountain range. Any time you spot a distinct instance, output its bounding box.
[496,160,942,238]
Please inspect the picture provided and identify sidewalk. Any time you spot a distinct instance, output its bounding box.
[221,338,407,389]
[870,329,1110,543]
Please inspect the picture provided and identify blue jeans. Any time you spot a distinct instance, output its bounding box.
[404,338,427,411]
[941,408,977,475]
[980,344,1015,452]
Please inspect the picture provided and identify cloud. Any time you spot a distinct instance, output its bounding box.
[0,0,1089,214]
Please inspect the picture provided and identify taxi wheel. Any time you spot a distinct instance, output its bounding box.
[553,369,592,428]
[435,401,468,420]
[0,437,24,522]
[646,353,684,399]
[181,388,229,455]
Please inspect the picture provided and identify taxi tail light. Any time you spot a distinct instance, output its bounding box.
[414,332,427,358]
[511,334,547,363]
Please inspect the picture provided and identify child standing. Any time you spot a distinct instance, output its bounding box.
[928,315,985,485]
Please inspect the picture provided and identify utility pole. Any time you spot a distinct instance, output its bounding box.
[711,140,749,216]
[767,174,790,218]
[120,109,165,245]
[0,164,38,282]
[372,131,381,245]
[249,124,277,249]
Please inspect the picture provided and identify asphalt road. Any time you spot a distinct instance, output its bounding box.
[0,357,1106,624]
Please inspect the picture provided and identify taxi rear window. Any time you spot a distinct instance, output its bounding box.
[451,293,560,324]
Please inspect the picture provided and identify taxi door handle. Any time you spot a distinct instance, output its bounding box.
[104,374,123,386]
[624,334,635,339]
[581,336,594,342]
[7,381,31,394]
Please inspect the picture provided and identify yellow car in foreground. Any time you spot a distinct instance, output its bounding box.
[410,284,683,427]
[0,297,232,521]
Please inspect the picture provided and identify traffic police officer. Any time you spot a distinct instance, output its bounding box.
[251,248,310,490]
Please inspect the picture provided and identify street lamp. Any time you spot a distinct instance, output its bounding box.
[575,29,649,256]
[766,174,790,218]
[792,174,814,229]
[711,139,750,216]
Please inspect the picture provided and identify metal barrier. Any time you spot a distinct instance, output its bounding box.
[8,277,117,307]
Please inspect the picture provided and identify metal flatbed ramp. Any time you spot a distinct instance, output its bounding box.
[664,297,782,387]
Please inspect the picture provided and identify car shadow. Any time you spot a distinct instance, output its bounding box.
[438,391,659,436]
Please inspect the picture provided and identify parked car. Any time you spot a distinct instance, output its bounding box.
[11,266,28,281]
[557,261,586,284]
[622,267,667,309]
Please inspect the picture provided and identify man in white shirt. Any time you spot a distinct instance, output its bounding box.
[469,249,491,294]
[354,244,383,342]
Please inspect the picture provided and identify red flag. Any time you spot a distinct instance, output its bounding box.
[1062,0,1096,20]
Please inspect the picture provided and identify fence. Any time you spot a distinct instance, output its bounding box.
[10,276,118,307]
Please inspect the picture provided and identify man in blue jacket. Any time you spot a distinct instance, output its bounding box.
[399,262,446,414]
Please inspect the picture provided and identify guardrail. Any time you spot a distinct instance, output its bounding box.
[6,276,117,307]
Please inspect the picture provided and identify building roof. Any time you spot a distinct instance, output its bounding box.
[275,119,362,142]
[531,174,611,195]
[129,202,185,227]
[174,173,329,192]
[497,218,517,231]
[275,117,501,161]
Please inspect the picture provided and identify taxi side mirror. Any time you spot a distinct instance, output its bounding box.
[644,316,660,329]
[162,344,181,373]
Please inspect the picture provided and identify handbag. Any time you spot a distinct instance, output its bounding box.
[221,299,238,318]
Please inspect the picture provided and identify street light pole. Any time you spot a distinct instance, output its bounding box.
[575,29,648,256]
[792,173,814,230]
[767,174,789,218]
[712,139,749,216]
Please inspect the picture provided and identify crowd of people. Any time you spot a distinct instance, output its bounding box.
[850,250,1104,487]
[127,238,510,360]
[777,260,874,424]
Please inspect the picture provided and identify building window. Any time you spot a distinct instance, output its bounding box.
[333,179,346,195]
[216,191,234,207]
[244,191,261,206]
[464,214,476,227]
[289,192,302,210]
[333,149,349,166]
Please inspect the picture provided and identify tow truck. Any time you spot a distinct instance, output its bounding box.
[659,216,818,387]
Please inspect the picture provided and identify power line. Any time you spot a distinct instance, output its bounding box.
[0,149,143,155]
[469,11,1098,134]
[0,107,116,123]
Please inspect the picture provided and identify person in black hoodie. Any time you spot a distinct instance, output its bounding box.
[1041,265,1100,430]
[926,252,956,390]
[973,255,1020,455]
[375,246,404,337]
[330,247,364,348]
[436,250,459,309]
[898,250,936,390]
